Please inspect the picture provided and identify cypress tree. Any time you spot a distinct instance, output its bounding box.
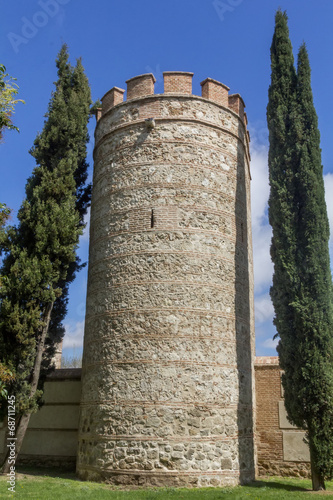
[267,10,298,391]
[0,44,91,471]
[268,12,333,490]
[29,46,92,366]
[285,43,333,490]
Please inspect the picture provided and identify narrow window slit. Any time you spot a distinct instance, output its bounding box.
[151,209,155,228]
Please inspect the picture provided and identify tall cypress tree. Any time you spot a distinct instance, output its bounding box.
[268,12,333,490]
[0,44,91,471]
[267,10,298,388]
[286,43,333,489]
[29,46,92,367]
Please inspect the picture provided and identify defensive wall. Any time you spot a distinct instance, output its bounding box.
[0,359,310,476]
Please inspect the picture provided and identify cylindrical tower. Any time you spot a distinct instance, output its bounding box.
[77,72,256,487]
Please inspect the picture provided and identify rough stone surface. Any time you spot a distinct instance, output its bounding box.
[77,82,255,487]
[258,460,311,479]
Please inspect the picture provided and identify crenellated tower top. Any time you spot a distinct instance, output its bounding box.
[96,71,249,133]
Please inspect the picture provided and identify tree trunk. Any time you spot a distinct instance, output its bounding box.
[1,302,54,474]
[310,441,326,491]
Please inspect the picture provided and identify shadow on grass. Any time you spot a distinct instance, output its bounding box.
[16,465,78,480]
[248,480,308,492]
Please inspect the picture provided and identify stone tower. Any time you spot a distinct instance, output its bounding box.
[77,72,256,487]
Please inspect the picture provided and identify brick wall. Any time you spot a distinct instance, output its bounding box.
[201,78,229,107]
[126,74,156,100]
[163,71,193,94]
[255,358,283,465]
[228,94,245,122]
[102,87,125,115]
[255,357,310,478]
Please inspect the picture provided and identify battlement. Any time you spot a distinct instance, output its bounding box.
[126,73,156,100]
[200,77,229,107]
[101,87,125,115]
[164,71,194,94]
[99,71,247,125]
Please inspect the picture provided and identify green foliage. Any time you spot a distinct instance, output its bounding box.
[268,11,333,483]
[0,203,11,250]
[40,46,92,368]
[287,43,333,480]
[267,10,298,354]
[0,362,14,398]
[0,45,91,418]
[0,203,11,226]
[0,64,24,135]
[90,98,102,115]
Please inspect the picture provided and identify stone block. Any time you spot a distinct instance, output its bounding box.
[283,431,310,462]
[278,401,297,429]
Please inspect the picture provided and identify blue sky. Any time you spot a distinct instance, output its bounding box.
[2,0,333,359]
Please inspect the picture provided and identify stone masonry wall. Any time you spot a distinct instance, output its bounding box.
[77,72,256,487]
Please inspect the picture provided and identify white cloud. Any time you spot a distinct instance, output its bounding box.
[252,223,273,295]
[63,320,85,349]
[248,123,276,354]
[249,136,273,294]
[81,206,91,242]
[262,337,279,350]
[250,143,269,225]
[324,173,333,254]
[255,293,274,324]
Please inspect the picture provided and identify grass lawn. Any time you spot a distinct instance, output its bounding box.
[1,469,333,499]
